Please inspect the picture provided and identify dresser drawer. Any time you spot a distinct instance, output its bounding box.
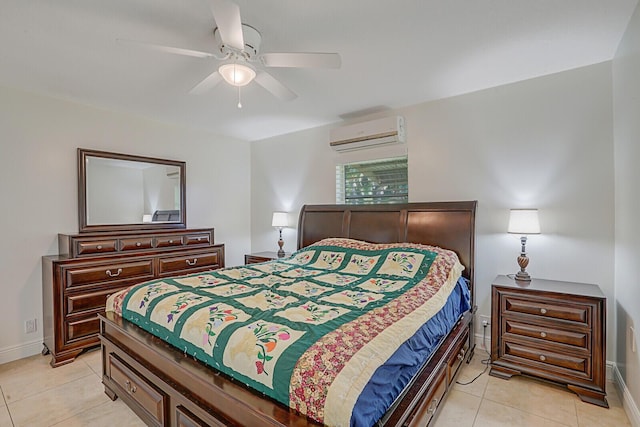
[502,294,590,326]
[503,341,590,376]
[76,239,118,256]
[184,233,210,246]
[407,365,447,427]
[66,315,100,341]
[504,319,589,349]
[155,236,184,248]
[108,354,166,425]
[120,237,153,251]
[66,260,154,288]
[66,288,120,315]
[158,251,221,276]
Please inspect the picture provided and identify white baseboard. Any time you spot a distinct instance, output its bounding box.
[613,364,640,427]
[0,338,43,365]
[607,360,614,381]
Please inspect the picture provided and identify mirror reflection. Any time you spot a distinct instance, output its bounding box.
[78,148,186,232]
[85,156,181,225]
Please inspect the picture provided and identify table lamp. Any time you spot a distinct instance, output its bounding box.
[271,212,288,257]
[508,209,540,282]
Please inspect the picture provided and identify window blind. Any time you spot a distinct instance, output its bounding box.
[336,156,408,204]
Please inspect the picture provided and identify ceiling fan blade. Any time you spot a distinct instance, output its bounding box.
[189,71,223,94]
[261,53,341,68]
[117,39,215,59]
[254,71,297,101]
[208,0,244,51]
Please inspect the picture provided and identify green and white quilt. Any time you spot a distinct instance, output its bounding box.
[106,238,463,426]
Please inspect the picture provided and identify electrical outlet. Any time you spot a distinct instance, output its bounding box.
[480,315,491,327]
[25,318,37,334]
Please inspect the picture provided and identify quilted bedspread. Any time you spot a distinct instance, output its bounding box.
[107,238,464,426]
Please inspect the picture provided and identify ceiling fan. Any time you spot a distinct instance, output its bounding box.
[119,0,341,107]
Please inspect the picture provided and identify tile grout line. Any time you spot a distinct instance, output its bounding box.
[3,369,98,406]
[1,385,16,427]
[481,390,578,427]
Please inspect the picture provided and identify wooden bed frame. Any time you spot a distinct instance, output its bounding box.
[99,201,477,427]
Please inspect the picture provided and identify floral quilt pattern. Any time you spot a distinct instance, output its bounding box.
[114,238,463,426]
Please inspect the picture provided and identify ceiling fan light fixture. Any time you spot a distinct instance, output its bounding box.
[218,63,256,87]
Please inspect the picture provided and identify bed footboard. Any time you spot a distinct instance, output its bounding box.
[99,310,472,427]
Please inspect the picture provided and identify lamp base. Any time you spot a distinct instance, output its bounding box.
[514,270,531,282]
[515,237,532,282]
[277,234,285,258]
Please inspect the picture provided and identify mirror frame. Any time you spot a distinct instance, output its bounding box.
[78,148,186,233]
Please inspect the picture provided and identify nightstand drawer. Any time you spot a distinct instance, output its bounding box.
[504,319,589,349]
[244,252,288,264]
[503,341,590,376]
[502,295,590,326]
[245,255,272,264]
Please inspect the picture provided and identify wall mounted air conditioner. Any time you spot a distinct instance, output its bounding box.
[329,116,406,152]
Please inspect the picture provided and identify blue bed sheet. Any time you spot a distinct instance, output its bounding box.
[351,277,471,427]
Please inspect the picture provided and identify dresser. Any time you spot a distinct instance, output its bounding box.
[490,275,607,407]
[42,228,224,367]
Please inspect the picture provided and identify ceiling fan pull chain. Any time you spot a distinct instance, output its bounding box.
[237,86,242,109]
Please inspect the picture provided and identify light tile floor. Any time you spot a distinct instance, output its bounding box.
[0,347,632,427]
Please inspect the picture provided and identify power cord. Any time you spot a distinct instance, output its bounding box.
[455,320,491,386]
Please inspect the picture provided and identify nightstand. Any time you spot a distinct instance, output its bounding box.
[244,251,290,264]
[490,274,608,407]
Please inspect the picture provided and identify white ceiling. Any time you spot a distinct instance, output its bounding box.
[1,0,637,141]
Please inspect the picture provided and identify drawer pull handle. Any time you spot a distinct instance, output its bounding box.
[186,258,198,266]
[125,380,137,394]
[540,332,547,338]
[168,239,174,244]
[136,242,141,247]
[539,355,546,362]
[197,237,202,241]
[540,308,547,314]
[96,245,103,250]
[427,398,439,415]
[106,268,123,277]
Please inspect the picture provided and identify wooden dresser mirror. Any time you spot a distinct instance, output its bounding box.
[78,148,186,233]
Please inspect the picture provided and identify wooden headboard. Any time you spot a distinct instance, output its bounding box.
[297,201,477,284]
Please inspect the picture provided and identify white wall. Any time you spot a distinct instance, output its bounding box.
[613,0,640,418]
[251,62,616,358]
[0,85,251,363]
[87,162,144,224]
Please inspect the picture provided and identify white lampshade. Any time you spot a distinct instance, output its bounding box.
[218,63,256,87]
[508,209,541,234]
[271,212,288,228]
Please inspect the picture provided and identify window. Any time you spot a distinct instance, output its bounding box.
[336,157,408,204]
